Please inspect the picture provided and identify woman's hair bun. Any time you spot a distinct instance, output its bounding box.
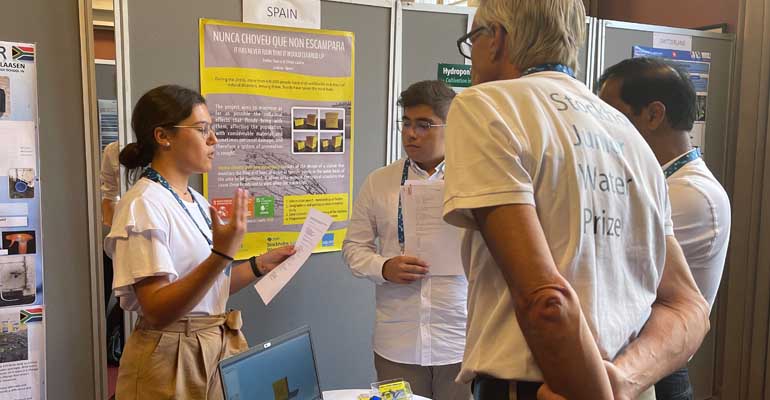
[119,142,152,169]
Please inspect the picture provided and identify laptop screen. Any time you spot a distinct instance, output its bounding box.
[220,327,322,400]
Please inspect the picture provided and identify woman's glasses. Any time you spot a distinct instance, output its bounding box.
[173,121,217,139]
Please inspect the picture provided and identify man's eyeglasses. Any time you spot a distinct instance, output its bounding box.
[173,121,217,139]
[457,26,490,60]
[397,119,446,137]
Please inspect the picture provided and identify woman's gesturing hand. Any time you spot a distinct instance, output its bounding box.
[210,188,248,258]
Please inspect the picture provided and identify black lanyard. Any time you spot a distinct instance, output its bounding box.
[663,148,701,179]
[397,159,411,253]
[141,167,212,246]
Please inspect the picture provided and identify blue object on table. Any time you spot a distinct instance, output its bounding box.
[14,180,28,193]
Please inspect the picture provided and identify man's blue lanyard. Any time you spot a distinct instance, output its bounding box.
[397,160,410,254]
[522,63,576,79]
[142,167,212,246]
[664,148,702,179]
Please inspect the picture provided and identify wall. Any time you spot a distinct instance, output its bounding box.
[1,0,97,399]
[599,0,739,32]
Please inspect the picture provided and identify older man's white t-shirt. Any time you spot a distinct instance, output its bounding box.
[443,71,674,383]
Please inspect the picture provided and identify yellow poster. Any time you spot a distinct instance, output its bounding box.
[200,19,354,258]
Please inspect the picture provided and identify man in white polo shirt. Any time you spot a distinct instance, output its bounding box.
[599,57,731,400]
[342,80,470,399]
[443,0,710,399]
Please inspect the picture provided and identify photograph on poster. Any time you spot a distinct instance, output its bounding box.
[320,108,344,131]
[292,108,318,130]
[8,168,34,199]
[320,132,344,154]
[1,230,36,255]
[0,76,8,119]
[0,309,28,363]
[0,255,35,307]
[292,131,318,154]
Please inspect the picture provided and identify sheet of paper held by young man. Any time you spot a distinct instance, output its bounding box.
[401,180,464,276]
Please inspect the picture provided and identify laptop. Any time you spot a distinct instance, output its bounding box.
[219,326,324,400]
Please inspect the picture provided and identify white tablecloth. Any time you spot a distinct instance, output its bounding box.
[323,389,431,400]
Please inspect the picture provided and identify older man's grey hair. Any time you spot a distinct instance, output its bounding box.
[475,0,586,73]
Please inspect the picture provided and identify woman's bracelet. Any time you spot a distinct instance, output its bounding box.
[211,248,234,261]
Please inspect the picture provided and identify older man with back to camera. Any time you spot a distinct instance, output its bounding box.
[441,1,711,399]
[599,57,731,400]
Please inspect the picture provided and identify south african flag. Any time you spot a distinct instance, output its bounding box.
[12,46,34,62]
[20,307,43,324]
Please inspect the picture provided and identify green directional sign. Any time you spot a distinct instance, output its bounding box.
[438,63,472,88]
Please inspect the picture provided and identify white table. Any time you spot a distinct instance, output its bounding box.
[323,389,431,400]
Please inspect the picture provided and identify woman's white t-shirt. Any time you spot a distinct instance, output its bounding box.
[105,177,230,316]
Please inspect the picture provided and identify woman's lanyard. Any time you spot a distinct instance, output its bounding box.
[522,63,576,79]
[397,160,410,254]
[664,148,702,179]
[142,167,212,246]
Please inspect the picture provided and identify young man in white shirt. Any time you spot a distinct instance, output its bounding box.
[342,80,470,399]
[598,57,731,400]
[443,1,710,399]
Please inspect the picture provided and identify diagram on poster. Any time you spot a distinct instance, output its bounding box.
[632,46,711,151]
[200,19,355,258]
